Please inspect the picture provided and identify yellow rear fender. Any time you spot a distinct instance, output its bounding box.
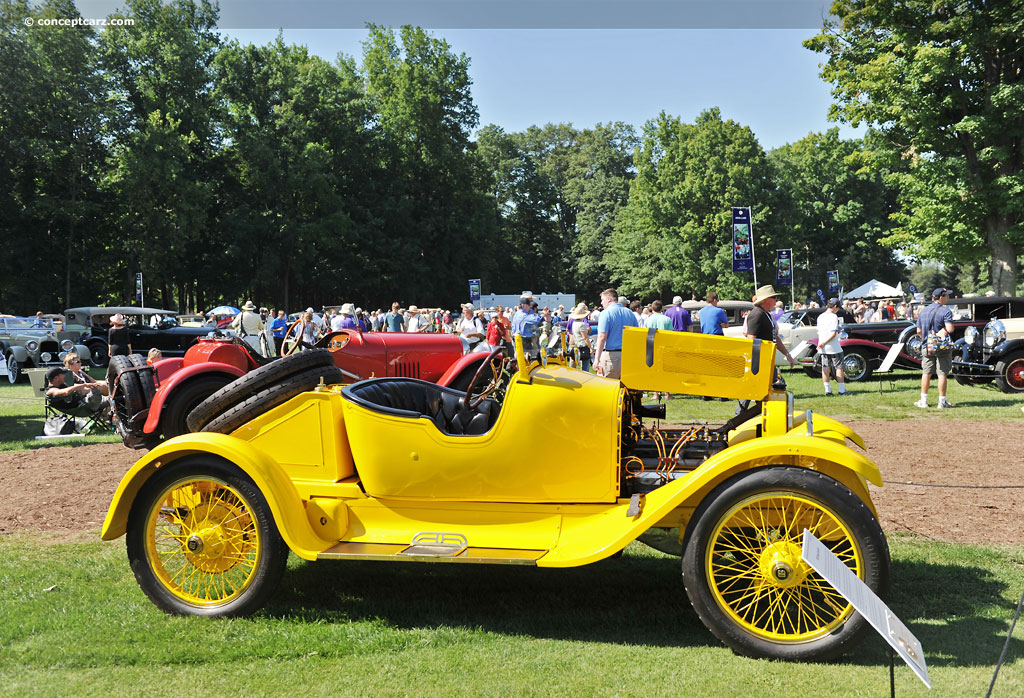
[100,433,330,560]
[542,434,881,567]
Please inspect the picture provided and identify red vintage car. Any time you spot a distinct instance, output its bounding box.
[109,330,493,449]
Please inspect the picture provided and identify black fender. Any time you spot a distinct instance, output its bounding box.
[990,337,1024,362]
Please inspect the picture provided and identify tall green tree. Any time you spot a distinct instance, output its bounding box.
[100,0,221,310]
[215,38,376,309]
[806,0,1024,295]
[0,0,106,311]
[608,108,776,301]
[362,25,495,306]
[769,129,906,301]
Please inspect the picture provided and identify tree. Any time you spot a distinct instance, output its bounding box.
[99,0,222,310]
[769,129,906,301]
[806,0,1024,295]
[608,108,776,301]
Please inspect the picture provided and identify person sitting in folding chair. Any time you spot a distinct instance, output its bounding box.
[44,367,112,430]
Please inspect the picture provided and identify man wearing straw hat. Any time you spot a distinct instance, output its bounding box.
[569,302,593,372]
[232,301,266,355]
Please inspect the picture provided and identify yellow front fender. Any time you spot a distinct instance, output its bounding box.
[100,433,331,560]
[542,433,881,567]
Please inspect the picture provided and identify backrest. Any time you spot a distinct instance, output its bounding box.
[26,369,50,399]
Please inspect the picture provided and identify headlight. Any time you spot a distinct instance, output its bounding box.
[26,340,39,352]
[963,326,978,346]
[40,352,52,362]
[61,339,74,351]
[984,320,1006,347]
[839,329,849,341]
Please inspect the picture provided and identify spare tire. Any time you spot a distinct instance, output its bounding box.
[200,365,344,435]
[108,355,149,447]
[186,349,334,432]
[127,354,156,406]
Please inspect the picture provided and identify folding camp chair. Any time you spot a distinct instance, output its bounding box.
[27,368,113,435]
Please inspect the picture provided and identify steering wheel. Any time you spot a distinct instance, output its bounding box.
[465,347,507,408]
[281,320,305,356]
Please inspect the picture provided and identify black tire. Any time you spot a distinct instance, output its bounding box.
[125,456,288,617]
[161,374,236,439]
[108,355,148,446]
[87,340,109,368]
[5,352,20,384]
[841,350,873,382]
[127,354,156,406]
[994,351,1024,393]
[186,349,334,432]
[201,365,343,435]
[681,466,890,661]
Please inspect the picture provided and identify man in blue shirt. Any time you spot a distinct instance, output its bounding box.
[699,291,729,335]
[270,310,288,355]
[594,288,639,380]
[914,287,955,409]
[664,295,692,332]
[511,296,541,355]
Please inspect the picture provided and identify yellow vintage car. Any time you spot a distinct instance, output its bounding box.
[101,328,890,661]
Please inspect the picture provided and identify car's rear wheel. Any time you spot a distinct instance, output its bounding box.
[127,354,156,405]
[126,457,288,617]
[161,374,236,439]
[5,353,20,384]
[994,351,1024,393]
[682,466,889,661]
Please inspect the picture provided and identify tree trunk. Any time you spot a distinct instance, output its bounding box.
[986,216,1019,296]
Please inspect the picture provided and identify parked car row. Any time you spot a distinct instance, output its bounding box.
[1,315,92,384]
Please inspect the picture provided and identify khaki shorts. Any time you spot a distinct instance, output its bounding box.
[921,349,953,376]
[600,350,622,379]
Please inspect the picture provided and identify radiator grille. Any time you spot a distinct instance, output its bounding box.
[661,349,746,378]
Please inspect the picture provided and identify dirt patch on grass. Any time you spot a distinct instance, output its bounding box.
[0,420,1020,544]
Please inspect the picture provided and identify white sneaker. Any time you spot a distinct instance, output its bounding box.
[938,400,954,409]
[913,399,929,409]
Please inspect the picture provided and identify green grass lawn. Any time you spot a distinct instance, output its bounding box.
[0,367,119,451]
[0,534,1020,697]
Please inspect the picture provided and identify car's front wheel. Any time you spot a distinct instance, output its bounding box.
[682,466,890,661]
[994,351,1024,393]
[126,457,289,617]
[5,353,20,384]
[841,350,873,382]
[87,341,109,368]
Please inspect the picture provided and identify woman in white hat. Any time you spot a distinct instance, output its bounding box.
[232,300,266,355]
[569,302,593,372]
[107,313,131,360]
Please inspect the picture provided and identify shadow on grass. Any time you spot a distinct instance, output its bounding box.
[0,412,47,442]
[844,557,1022,668]
[263,551,1022,666]
[267,549,713,649]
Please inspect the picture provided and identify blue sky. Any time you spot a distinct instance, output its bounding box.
[223,28,862,151]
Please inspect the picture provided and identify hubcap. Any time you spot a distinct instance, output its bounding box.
[1007,359,1024,390]
[759,541,810,589]
[844,353,867,381]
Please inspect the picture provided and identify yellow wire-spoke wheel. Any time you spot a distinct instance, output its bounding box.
[126,458,289,617]
[706,492,858,642]
[147,479,260,605]
[682,467,889,661]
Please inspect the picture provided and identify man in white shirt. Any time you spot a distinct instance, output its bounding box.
[406,305,431,333]
[816,298,848,396]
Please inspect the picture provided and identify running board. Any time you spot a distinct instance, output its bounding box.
[318,541,545,565]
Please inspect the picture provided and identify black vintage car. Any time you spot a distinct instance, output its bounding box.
[950,297,1024,393]
[63,306,226,367]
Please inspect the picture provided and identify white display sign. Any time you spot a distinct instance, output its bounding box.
[801,529,930,689]
[878,342,904,373]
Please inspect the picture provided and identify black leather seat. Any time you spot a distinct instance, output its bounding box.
[342,378,499,436]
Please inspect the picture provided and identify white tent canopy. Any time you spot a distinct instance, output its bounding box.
[844,279,904,299]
